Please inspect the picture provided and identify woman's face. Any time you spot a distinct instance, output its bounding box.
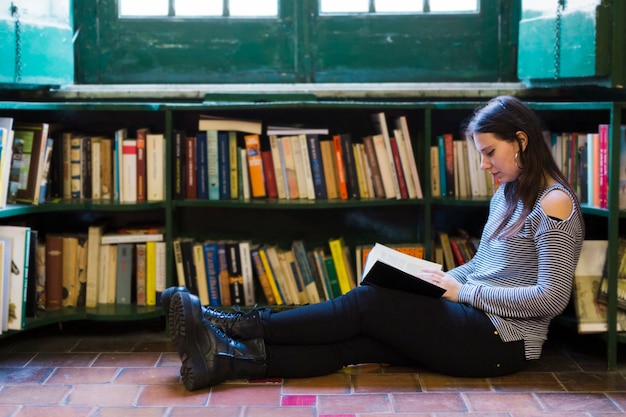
[473,132,523,184]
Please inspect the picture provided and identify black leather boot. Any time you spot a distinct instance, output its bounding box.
[163,286,268,341]
[170,291,267,391]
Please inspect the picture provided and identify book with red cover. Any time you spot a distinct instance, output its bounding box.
[332,135,349,200]
[261,150,279,198]
[389,137,409,199]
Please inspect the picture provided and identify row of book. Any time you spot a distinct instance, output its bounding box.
[430,133,500,198]
[550,126,609,209]
[172,236,434,307]
[0,117,167,207]
[61,128,166,203]
[173,113,424,201]
[0,223,167,333]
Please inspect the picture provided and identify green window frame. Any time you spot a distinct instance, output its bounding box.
[73,0,519,84]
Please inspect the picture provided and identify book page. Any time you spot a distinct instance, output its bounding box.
[361,242,442,281]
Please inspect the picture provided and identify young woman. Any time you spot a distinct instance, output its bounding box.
[165,95,584,391]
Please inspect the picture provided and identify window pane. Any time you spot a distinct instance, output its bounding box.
[320,0,369,13]
[176,0,222,16]
[229,0,278,16]
[429,0,478,12]
[119,0,168,16]
[376,0,422,13]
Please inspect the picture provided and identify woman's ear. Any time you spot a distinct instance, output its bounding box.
[516,131,528,152]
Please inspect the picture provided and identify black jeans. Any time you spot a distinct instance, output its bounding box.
[263,285,526,378]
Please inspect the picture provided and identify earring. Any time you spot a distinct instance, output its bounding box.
[514,152,523,170]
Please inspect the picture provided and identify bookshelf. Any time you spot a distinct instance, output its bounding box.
[0,95,624,372]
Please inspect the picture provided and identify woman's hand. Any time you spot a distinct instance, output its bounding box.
[418,268,461,302]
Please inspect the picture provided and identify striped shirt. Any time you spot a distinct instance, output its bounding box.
[449,183,583,360]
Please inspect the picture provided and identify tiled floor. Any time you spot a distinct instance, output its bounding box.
[1,318,626,417]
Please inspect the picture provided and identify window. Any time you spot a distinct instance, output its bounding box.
[319,0,478,14]
[118,0,278,17]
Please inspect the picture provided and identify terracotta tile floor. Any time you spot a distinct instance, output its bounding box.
[1,318,626,416]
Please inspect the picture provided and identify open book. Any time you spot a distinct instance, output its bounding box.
[360,242,445,298]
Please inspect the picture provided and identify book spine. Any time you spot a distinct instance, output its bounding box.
[185,135,197,199]
[389,137,409,199]
[81,137,92,199]
[100,137,113,200]
[136,128,147,203]
[245,135,267,198]
[203,241,221,306]
[340,134,360,200]
[195,132,208,199]
[172,130,185,200]
[437,135,447,196]
[217,132,230,200]
[443,133,455,197]
[225,241,244,305]
[332,135,349,200]
[269,135,286,199]
[320,140,339,199]
[146,133,165,202]
[206,130,219,200]
[229,132,239,199]
[328,237,353,294]
[362,135,385,198]
[306,134,328,199]
[599,124,609,209]
[250,246,277,305]
[122,139,137,203]
[70,136,82,199]
[135,243,147,306]
[193,242,210,305]
[261,150,279,198]
[45,235,64,309]
[115,243,133,305]
[297,134,316,200]
[145,241,157,306]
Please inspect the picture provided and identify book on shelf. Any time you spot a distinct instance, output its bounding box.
[278,136,299,199]
[257,245,283,305]
[135,128,148,203]
[394,115,423,199]
[250,245,277,305]
[113,128,126,203]
[202,241,222,306]
[328,237,356,295]
[265,245,293,305]
[101,230,164,245]
[292,240,321,304]
[195,132,208,199]
[199,115,263,135]
[38,138,54,203]
[361,242,444,298]
[245,134,267,198]
[228,132,239,199]
[85,224,106,308]
[100,136,113,200]
[217,132,230,200]
[185,134,197,199]
[296,134,316,200]
[371,134,396,199]
[261,150,279,199]
[10,122,50,205]
[289,135,310,199]
[0,239,9,333]
[44,234,63,309]
[332,134,349,200]
[135,243,147,306]
[172,130,185,200]
[281,248,308,305]
[305,134,328,199]
[0,117,15,208]
[597,238,626,311]
[362,135,386,199]
[115,243,134,305]
[268,135,287,199]
[155,241,166,306]
[238,240,256,306]
[216,241,231,306]
[62,235,80,307]
[225,241,245,305]
[146,132,165,202]
[2,225,31,329]
[121,138,138,203]
[266,125,329,136]
[572,240,626,333]
[239,148,250,200]
[371,112,401,199]
[388,136,409,199]
[145,241,158,306]
[193,242,210,306]
[319,139,339,199]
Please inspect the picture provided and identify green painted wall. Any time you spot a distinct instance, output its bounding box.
[0,1,73,86]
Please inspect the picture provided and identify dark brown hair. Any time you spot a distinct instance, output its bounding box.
[466,95,580,238]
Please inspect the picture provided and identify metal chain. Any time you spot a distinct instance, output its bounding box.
[11,3,22,82]
[553,0,563,80]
